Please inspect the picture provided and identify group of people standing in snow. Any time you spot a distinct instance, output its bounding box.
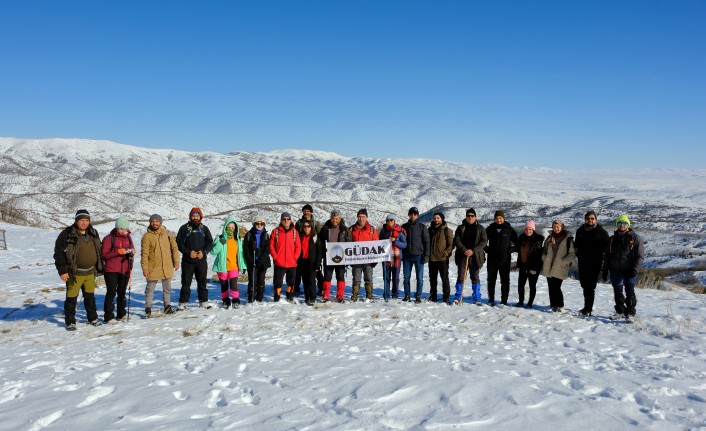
[53,205,644,331]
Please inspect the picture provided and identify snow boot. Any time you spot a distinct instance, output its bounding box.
[65,323,77,331]
[222,297,231,309]
[322,281,332,301]
[471,283,481,303]
[164,304,175,315]
[402,294,411,302]
[625,294,637,317]
[336,280,346,302]
[351,283,360,302]
[365,282,373,300]
[144,307,152,318]
[274,287,282,302]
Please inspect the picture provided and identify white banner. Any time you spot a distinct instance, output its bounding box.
[326,240,392,266]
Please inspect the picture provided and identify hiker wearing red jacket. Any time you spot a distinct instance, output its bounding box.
[270,212,301,302]
[348,208,379,302]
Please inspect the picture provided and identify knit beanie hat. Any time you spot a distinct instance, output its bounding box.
[75,209,90,221]
[616,214,631,227]
[386,214,396,222]
[302,204,313,212]
[115,216,129,229]
[494,210,505,219]
[281,212,292,220]
[149,214,163,223]
[466,208,476,217]
[525,220,536,230]
[357,208,368,217]
[190,207,203,218]
[553,218,565,228]
[433,212,445,222]
[408,207,419,215]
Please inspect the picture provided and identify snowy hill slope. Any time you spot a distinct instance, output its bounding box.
[1,137,706,273]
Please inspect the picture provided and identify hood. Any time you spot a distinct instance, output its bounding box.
[221,217,240,237]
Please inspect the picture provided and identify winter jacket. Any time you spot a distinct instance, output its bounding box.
[101,229,134,274]
[603,229,645,277]
[517,232,544,272]
[176,221,214,264]
[379,224,408,259]
[349,222,379,242]
[401,219,430,260]
[428,221,453,262]
[454,220,488,269]
[270,224,301,268]
[317,219,350,266]
[54,224,104,281]
[485,222,518,265]
[297,233,320,272]
[542,231,576,280]
[295,217,323,235]
[574,223,610,277]
[243,227,272,270]
[141,225,180,281]
[210,217,247,273]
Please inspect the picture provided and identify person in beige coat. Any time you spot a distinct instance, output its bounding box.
[141,214,180,317]
[542,219,575,312]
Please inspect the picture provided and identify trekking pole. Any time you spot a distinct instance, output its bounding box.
[460,255,470,304]
[127,270,132,322]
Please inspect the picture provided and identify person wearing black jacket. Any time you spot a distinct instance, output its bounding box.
[297,220,320,306]
[244,216,272,303]
[485,210,519,306]
[574,211,609,316]
[53,209,104,330]
[401,207,430,303]
[516,220,544,308]
[317,210,349,303]
[176,207,214,309]
[602,214,645,322]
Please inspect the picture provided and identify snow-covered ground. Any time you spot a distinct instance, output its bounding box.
[1,222,706,430]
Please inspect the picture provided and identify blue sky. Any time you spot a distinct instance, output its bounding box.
[1,1,704,168]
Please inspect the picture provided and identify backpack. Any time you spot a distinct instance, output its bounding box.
[105,232,135,270]
[274,227,297,246]
[183,224,205,244]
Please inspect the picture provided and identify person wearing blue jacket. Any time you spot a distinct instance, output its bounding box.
[210,217,247,309]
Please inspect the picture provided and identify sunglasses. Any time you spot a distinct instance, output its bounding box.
[281,217,291,221]
[303,225,312,229]
[254,222,264,226]
[617,221,629,226]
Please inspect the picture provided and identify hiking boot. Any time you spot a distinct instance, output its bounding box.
[402,295,411,302]
[306,300,315,307]
[145,307,152,318]
[338,298,345,304]
[488,301,495,307]
[232,300,240,309]
[177,302,188,311]
[66,323,77,331]
[609,313,622,320]
[415,296,422,304]
[89,319,103,327]
[579,308,591,317]
[222,298,232,309]
[199,301,212,309]
[429,295,438,303]
[164,305,175,315]
[514,302,524,308]
[525,303,533,309]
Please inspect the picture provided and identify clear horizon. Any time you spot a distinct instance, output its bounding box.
[1,1,704,168]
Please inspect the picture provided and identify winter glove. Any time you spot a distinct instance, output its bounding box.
[220,236,227,245]
[118,248,134,256]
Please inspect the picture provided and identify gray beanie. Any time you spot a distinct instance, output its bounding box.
[149,214,163,223]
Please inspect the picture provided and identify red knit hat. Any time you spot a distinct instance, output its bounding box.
[190,207,203,218]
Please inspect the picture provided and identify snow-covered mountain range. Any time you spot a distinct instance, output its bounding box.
[1,137,705,274]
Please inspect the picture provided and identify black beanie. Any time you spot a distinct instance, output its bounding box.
[433,212,445,222]
[302,204,313,212]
